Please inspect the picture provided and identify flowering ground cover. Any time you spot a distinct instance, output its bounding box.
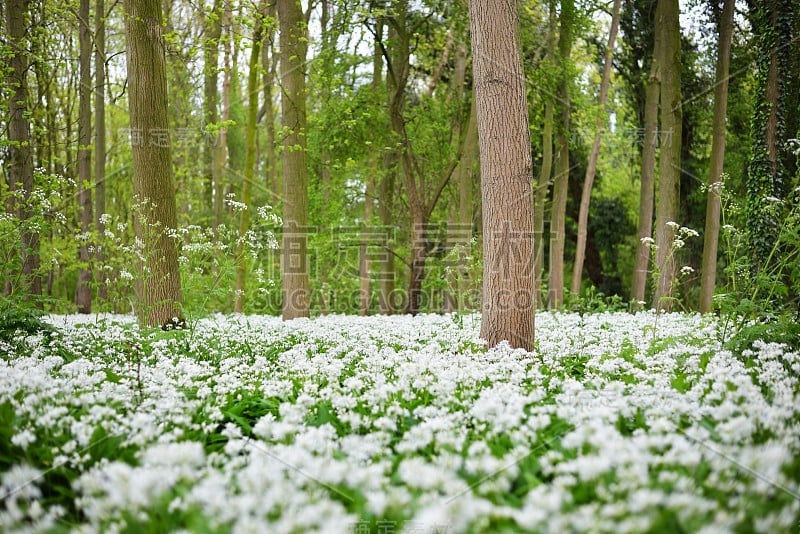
[1,312,799,533]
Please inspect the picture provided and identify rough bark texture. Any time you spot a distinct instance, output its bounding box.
[234,3,266,313]
[124,0,184,327]
[534,0,557,310]
[548,0,573,309]
[95,0,108,302]
[76,0,93,314]
[470,0,535,350]
[699,0,734,313]
[652,0,682,311]
[6,0,42,301]
[278,0,310,319]
[571,0,621,295]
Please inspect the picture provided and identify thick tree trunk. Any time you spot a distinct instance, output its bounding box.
[6,0,42,302]
[652,0,682,311]
[548,0,574,309]
[234,3,266,313]
[571,0,621,295]
[470,0,535,350]
[699,0,734,313]
[76,0,93,314]
[95,0,108,302]
[124,0,183,327]
[278,0,310,319]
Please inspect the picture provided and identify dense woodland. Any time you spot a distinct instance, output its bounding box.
[2,0,799,334]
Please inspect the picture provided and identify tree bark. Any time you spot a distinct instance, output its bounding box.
[234,2,266,313]
[571,0,621,295]
[699,0,734,313]
[534,0,557,310]
[278,0,310,319]
[652,0,682,311]
[124,0,183,327]
[76,0,93,313]
[203,0,222,220]
[630,66,660,307]
[360,17,383,316]
[95,0,108,302]
[6,0,42,302]
[215,0,233,229]
[548,0,574,309]
[470,0,535,350]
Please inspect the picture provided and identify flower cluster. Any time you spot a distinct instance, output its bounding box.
[1,312,798,532]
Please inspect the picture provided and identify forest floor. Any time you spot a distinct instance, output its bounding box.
[1,311,799,532]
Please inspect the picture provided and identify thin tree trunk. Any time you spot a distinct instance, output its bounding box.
[548,0,574,309]
[535,0,557,310]
[470,0,535,350]
[457,98,478,310]
[124,0,183,327]
[215,0,233,229]
[571,0,621,295]
[631,67,660,307]
[261,9,278,195]
[699,0,734,313]
[95,0,108,302]
[652,0,682,311]
[234,2,266,313]
[360,16,383,316]
[76,0,93,313]
[6,0,42,302]
[378,159,395,314]
[203,0,222,220]
[278,0,310,319]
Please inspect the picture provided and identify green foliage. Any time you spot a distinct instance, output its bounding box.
[0,297,55,344]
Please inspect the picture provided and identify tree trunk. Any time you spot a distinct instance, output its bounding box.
[360,17,383,316]
[6,0,42,302]
[534,0,557,310]
[571,0,621,295]
[457,97,478,310]
[261,9,278,196]
[76,0,93,314]
[215,0,233,229]
[470,0,535,350]
[378,159,396,314]
[124,0,183,327]
[234,2,266,313]
[652,0,682,311]
[745,0,796,273]
[548,0,574,309]
[278,0,310,319]
[203,0,222,220]
[95,0,108,302]
[630,69,660,307]
[699,0,734,313]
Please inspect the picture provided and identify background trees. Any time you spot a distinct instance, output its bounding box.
[1,0,798,334]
